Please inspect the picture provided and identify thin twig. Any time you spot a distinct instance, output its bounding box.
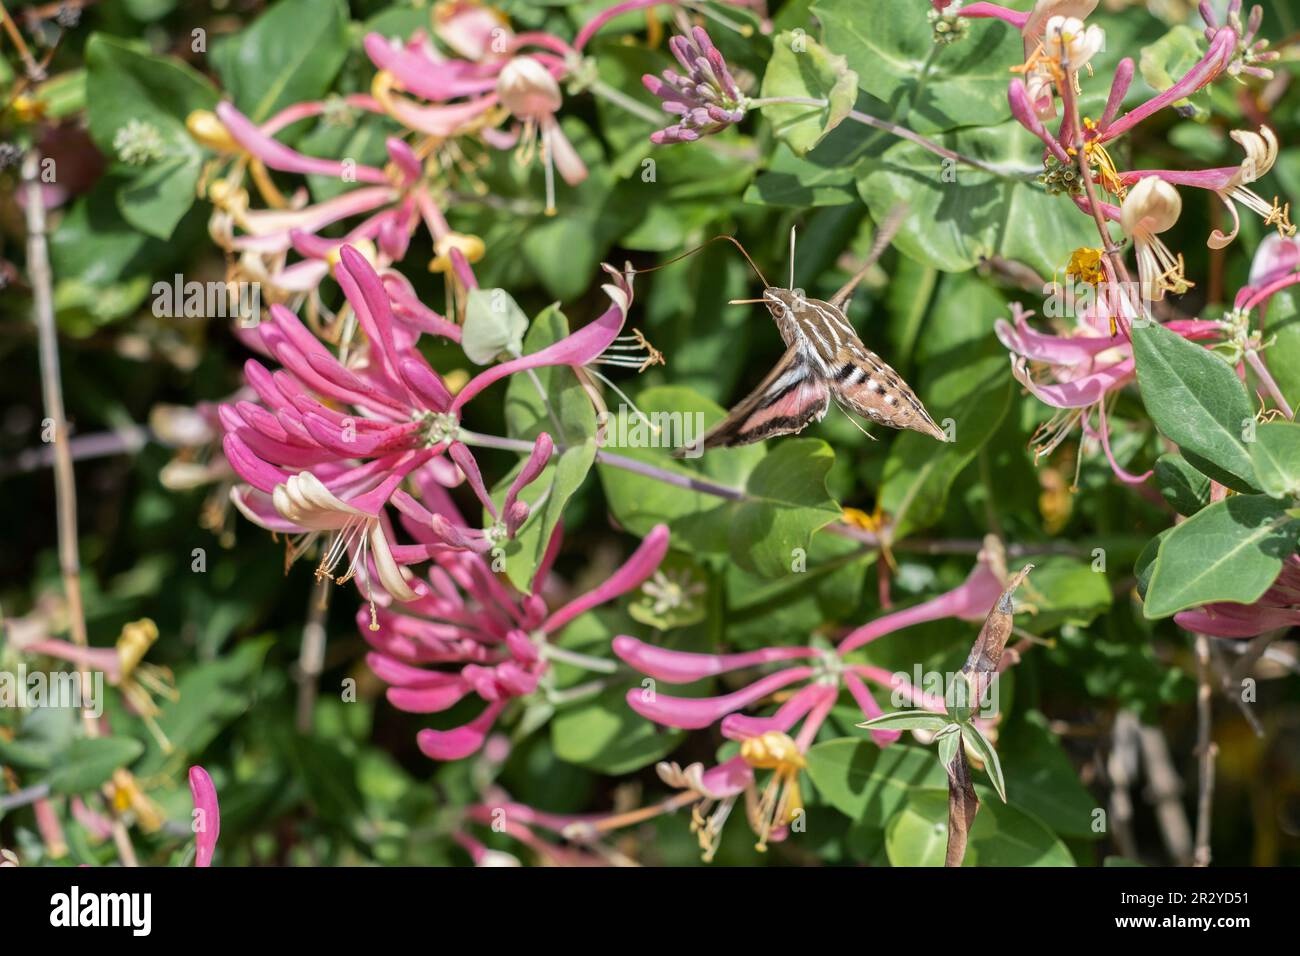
[1135,723,1193,865]
[1193,634,1218,867]
[26,149,139,867]
[1106,711,1140,860]
[294,576,331,734]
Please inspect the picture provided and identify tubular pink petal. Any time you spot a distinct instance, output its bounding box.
[417,701,506,760]
[188,766,220,868]
[543,524,669,634]
[1015,356,1135,409]
[387,681,471,713]
[449,442,497,519]
[215,101,388,184]
[452,263,633,412]
[838,557,1005,654]
[221,434,292,493]
[612,634,817,683]
[1101,28,1235,141]
[958,1,1030,27]
[1007,80,1071,164]
[720,684,835,740]
[1099,57,1134,131]
[845,671,902,747]
[625,667,814,730]
[503,433,554,514]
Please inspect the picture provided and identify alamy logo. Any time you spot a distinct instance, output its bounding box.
[0,666,103,718]
[596,406,706,458]
[49,886,152,936]
[152,274,261,323]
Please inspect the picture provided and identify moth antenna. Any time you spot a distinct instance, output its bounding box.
[630,235,770,287]
[789,224,796,291]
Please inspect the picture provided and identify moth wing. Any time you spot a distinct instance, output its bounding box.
[677,346,829,456]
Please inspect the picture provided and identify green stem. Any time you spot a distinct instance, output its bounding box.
[748,96,1025,178]
[588,78,664,125]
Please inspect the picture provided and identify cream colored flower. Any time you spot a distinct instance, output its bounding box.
[1209,127,1295,249]
[1121,177,1192,302]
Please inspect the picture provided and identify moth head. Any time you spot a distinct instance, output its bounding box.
[762,287,805,320]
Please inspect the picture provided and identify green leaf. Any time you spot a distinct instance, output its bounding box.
[961,723,1006,803]
[758,31,858,156]
[1022,555,1113,631]
[856,711,950,732]
[135,638,272,776]
[729,438,842,577]
[51,178,169,323]
[884,787,1074,866]
[1249,421,1300,499]
[998,711,1101,839]
[855,120,1098,277]
[463,288,531,365]
[1155,453,1212,515]
[211,0,351,123]
[879,353,1010,541]
[1143,495,1300,618]
[85,34,217,239]
[117,155,204,239]
[813,0,1019,134]
[937,726,961,770]
[745,142,857,207]
[85,34,218,156]
[48,736,144,794]
[1132,321,1259,492]
[803,739,945,821]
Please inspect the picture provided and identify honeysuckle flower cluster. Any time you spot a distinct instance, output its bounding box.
[365,523,668,760]
[643,25,747,144]
[981,0,1298,486]
[607,546,1028,859]
[221,242,636,626]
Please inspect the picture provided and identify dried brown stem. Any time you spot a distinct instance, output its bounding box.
[945,746,979,867]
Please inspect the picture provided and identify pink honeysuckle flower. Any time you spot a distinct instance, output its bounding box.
[643,25,747,145]
[215,101,389,186]
[1174,556,1300,638]
[461,797,622,866]
[188,766,220,868]
[1122,127,1294,250]
[435,0,512,61]
[1199,0,1279,80]
[221,246,635,606]
[614,548,1014,792]
[365,521,669,762]
[496,56,588,214]
[1249,233,1300,289]
[1094,14,1235,143]
[996,302,1221,482]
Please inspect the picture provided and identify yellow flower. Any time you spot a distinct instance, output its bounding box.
[1067,247,1104,284]
[428,232,486,273]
